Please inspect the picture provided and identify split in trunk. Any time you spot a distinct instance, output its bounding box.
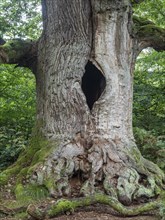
[81,61,106,110]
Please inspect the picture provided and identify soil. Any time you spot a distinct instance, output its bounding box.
[50,211,158,220]
[0,211,159,220]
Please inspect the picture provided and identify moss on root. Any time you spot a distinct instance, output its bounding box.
[0,123,59,219]
[27,193,163,219]
[15,183,49,202]
[0,131,56,187]
[14,212,28,220]
[0,200,27,219]
[0,184,49,219]
[48,199,76,217]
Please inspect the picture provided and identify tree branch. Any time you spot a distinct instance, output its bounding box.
[133,16,165,52]
[0,39,38,73]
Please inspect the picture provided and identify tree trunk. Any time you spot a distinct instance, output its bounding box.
[21,0,165,206]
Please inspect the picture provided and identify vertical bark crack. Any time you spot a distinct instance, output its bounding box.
[81,61,106,110]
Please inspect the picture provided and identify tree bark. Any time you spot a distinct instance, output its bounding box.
[26,0,165,206]
[0,39,37,71]
[133,16,165,53]
[37,0,92,140]
[1,0,165,212]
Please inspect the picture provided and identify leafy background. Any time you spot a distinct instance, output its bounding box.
[0,0,42,39]
[0,0,40,169]
[0,65,36,169]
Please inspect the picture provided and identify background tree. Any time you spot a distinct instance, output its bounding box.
[0,0,165,218]
[133,50,165,171]
[0,65,36,170]
[0,0,41,39]
[132,0,165,174]
[0,0,40,171]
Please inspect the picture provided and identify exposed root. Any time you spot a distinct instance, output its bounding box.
[22,135,165,206]
[0,204,27,217]
[27,193,162,219]
[0,205,14,216]
[1,134,164,217]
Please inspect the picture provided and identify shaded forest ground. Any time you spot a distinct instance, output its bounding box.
[0,195,160,220]
[50,211,158,220]
[0,210,158,220]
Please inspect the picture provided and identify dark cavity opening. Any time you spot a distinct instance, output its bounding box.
[81,61,106,110]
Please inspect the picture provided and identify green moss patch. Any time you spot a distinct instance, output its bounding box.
[0,184,48,220]
[28,193,162,218]
[0,131,56,187]
[14,212,28,220]
[48,199,76,217]
[133,15,165,39]
[0,165,21,186]
[15,183,49,203]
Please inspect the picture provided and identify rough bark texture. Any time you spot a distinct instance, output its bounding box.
[24,0,165,207]
[37,0,92,140]
[0,0,165,216]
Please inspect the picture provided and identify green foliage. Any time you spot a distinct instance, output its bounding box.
[0,133,54,186]
[133,0,165,27]
[0,0,40,184]
[0,64,36,170]
[0,1,38,171]
[133,50,165,135]
[0,0,42,39]
[134,128,165,169]
[133,49,165,170]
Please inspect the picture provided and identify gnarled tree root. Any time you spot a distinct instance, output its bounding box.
[0,204,15,216]
[0,204,26,217]
[27,194,162,219]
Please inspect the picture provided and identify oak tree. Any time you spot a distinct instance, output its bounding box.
[0,0,165,217]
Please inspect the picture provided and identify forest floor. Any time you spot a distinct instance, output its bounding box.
[50,211,158,220]
[0,211,159,220]
[0,184,160,220]
[0,213,159,220]
[0,194,160,220]
[0,197,160,220]
[0,203,159,220]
